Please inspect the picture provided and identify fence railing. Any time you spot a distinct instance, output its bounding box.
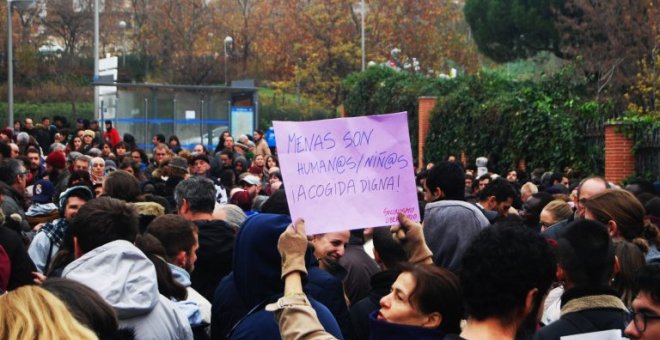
[635,127,660,179]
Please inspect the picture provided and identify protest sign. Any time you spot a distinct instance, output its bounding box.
[274,112,420,235]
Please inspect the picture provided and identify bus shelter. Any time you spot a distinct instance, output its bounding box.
[93,80,258,151]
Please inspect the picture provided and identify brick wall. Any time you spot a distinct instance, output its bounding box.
[418,97,437,172]
[604,124,635,185]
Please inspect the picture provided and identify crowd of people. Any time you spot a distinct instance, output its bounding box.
[0,115,659,340]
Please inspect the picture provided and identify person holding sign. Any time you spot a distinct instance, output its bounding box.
[268,215,463,340]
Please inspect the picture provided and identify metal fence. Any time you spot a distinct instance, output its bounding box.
[635,127,660,179]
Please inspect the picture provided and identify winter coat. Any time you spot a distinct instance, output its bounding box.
[62,240,193,340]
[350,270,399,340]
[191,219,236,301]
[211,214,342,340]
[368,311,446,340]
[533,286,629,340]
[0,225,36,290]
[423,200,490,272]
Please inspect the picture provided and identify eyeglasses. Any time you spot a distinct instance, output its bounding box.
[629,311,660,333]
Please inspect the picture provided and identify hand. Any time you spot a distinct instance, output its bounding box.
[33,223,45,232]
[390,213,433,264]
[32,272,47,285]
[391,212,424,246]
[278,218,309,279]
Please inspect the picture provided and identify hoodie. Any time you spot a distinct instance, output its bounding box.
[62,240,193,340]
[423,200,490,272]
[211,213,342,340]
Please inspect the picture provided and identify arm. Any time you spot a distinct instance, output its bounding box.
[267,219,338,340]
[391,213,434,264]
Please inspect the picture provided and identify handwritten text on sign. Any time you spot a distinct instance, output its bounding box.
[274,112,420,235]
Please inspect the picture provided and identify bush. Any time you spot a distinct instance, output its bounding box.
[0,102,94,127]
[342,66,452,162]
[426,69,604,175]
[341,66,607,175]
[258,91,335,129]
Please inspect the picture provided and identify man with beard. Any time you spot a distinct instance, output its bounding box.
[533,220,628,339]
[103,120,121,147]
[146,214,211,327]
[0,159,30,234]
[45,151,70,197]
[175,177,236,301]
[253,129,271,156]
[26,147,45,186]
[454,221,556,340]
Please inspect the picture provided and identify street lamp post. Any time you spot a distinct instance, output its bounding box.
[119,20,127,67]
[224,36,233,86]
[6,0,36,129]
[360,0,365,71]
[94,0,100,121]
[353,1,366,71]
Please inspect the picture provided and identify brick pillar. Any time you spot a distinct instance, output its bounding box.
[418,97,437,172]
[338,104,347,118]
[604,124,635,185]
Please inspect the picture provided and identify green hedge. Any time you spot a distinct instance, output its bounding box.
[342,67,453,164]
[258,93,335,129]
[0,102,94,126]
[341,66,606,175]
[427,70,604,175]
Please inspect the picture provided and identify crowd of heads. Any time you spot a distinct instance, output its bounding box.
[0,118,659,340]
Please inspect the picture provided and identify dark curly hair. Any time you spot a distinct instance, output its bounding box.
[634,263,660,304]
[460,222,556,324]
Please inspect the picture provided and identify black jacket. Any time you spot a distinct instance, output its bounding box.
[0,226,36,290]
[533,286,629,340]
[191,219,236,301]
[350,270,399,340]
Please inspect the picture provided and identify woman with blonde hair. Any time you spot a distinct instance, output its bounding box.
[540,199,573,232]
[0,285,98,340]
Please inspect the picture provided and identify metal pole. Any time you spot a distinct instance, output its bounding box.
[144,98,148,149]
[94,0,100,121]
[361,0,365,71]
[122,34,126,67]
[7,0,14,129]
[172,97,177,139]
[224,50,228,86]
[119,21,127,67]
[200,99,204,145]
[224,36,232,86]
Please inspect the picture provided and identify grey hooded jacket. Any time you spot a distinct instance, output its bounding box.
[62,240,193,340]
[423,200,490,272]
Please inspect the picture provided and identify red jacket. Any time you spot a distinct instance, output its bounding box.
[104,128,121,146]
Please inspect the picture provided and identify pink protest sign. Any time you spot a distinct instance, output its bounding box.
[273,112,420,235]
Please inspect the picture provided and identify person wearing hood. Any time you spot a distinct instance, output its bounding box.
[211,213,343,340]
[145,214,212,326]
[28,185,93,274]
[62,197,193,340]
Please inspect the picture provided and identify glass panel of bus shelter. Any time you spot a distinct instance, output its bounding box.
[176,92,206,150]
[150,89,175,145]
[115,88,151,149]
[202,92,231,152]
